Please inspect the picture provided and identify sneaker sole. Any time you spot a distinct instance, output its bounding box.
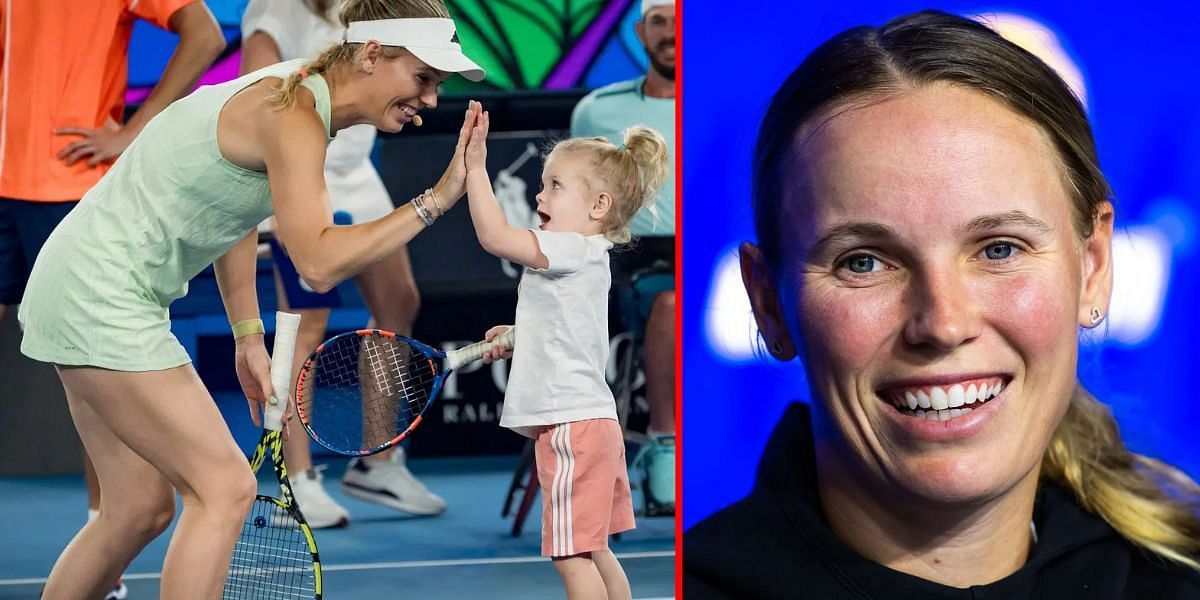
[269,507,349,530]
[306,515,350,529]
[340,482,446,516]
[106,582,128,600]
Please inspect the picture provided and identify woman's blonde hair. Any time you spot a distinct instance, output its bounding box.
[752,10,1200,570]
[552,125,670,244]
[270,0,450,110]
[1043,386,1200,569]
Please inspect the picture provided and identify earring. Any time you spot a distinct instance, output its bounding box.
[1089,307,1103,325]
[771,340,784,356]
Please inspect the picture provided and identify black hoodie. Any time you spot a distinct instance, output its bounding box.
[684,402,1200,599]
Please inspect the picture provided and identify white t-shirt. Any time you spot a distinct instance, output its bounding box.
[241,0,393,224]
[501,230,617,438]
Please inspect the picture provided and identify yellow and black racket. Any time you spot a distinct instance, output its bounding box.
[223,311,322,599]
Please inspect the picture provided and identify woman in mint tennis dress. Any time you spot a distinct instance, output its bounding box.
[18,0,485,596]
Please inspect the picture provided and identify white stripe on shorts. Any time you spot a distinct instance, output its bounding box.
[563,422,575,556]
[550,425,565,555]
[549,423,577,556]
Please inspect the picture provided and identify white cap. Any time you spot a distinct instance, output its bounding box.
[642,0,673,16]
[344,18,485,82]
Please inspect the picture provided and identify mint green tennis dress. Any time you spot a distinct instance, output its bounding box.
[18,59,333,371]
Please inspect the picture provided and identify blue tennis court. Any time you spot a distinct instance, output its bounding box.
[0,452,676,598]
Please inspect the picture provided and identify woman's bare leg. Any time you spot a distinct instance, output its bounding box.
[43,383,175,599]
[83,450,101,512]
[354,242,420,336]
[45,365,258,599]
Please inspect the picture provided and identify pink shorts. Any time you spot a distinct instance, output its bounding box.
[535,418,635,557]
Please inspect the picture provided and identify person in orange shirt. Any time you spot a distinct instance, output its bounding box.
[0,0,225,305]
[0,1,224,598]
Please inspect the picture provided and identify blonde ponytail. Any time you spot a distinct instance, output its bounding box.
[269,45,357,110]
[553,125,670,244]
[1041,385,1200,570]
[269,0,451,110]
[622,125,671,209]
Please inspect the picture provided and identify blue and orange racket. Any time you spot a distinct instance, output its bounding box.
[295,327,516,456]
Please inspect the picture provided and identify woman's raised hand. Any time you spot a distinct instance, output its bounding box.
[464,110,490,173]
[432,100,484,214]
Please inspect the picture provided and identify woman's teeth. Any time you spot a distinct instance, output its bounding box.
[889,381,1005,419]
[911,407,972,421]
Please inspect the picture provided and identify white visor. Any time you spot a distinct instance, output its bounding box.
[642,0,673,16]
[344,18,486,82]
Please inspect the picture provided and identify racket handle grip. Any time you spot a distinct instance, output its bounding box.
[266,311,302,432]
[448,326,516,370]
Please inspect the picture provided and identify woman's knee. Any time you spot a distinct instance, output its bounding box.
[224,467,259,510]
[185,461,258,513]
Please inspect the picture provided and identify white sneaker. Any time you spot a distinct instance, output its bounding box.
[289,465,350,529]
[340,447,447,515]
[104,579,127,600]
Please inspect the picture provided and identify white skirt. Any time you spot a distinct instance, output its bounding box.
[324,159,394,224]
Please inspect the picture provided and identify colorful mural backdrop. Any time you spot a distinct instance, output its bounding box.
[127,0,652,103]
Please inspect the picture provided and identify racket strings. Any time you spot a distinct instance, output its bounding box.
[303,334,437,453]
[223,498,316,599]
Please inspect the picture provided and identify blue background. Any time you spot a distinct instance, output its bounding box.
[683,1,1200,529]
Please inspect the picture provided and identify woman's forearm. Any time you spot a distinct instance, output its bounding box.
[214,229,262,324]
[293,202,428,294]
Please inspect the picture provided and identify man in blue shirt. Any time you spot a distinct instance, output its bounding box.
[571,0,676,513]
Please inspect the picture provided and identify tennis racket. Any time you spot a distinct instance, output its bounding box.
[223,311,323,599]
[295,326,517,456]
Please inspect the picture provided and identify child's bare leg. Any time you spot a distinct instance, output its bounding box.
[553,553,608,600]
[591,548,632,600]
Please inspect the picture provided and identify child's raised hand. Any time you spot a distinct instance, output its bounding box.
[481,324,514,364]
[433,100,482,207]
[464,110,490,172]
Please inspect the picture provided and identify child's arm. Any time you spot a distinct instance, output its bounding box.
[464,111,549,270]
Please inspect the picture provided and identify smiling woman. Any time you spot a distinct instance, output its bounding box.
[684,10,1200,599]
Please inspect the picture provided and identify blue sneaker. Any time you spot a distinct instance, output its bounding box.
[631,433,675,516]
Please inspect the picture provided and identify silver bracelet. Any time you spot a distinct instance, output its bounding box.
[425,188,442,216]
[411,195,435,226]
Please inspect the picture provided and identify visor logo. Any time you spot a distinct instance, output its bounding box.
[451,31,460,44]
